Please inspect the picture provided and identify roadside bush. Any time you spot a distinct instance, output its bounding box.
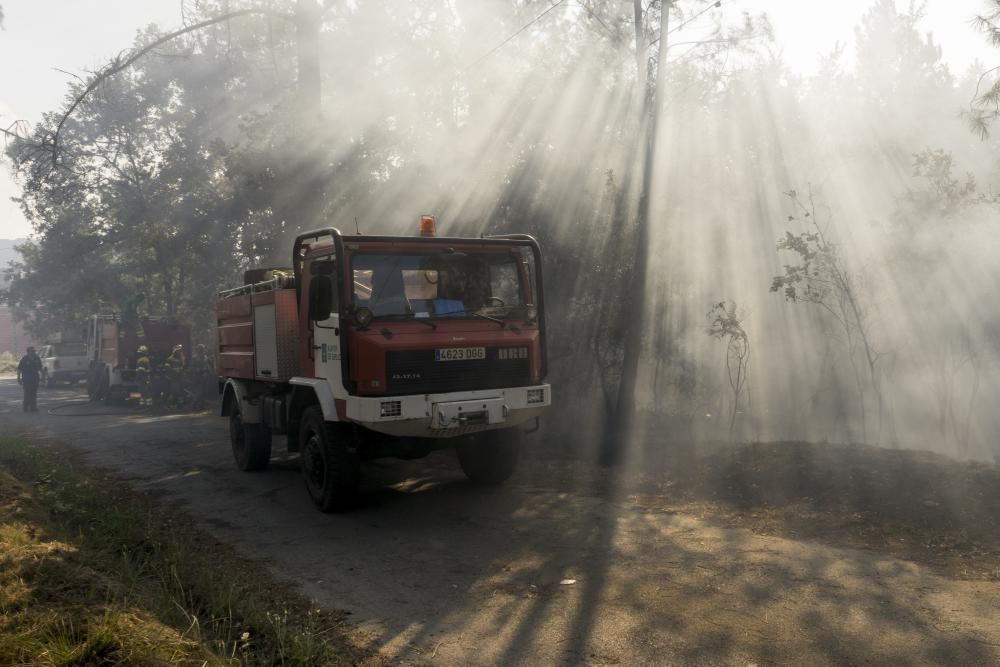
[0,351,16,374]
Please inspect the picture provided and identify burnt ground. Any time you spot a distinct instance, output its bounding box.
[2,378,1000,665]
[522,442,1000,582]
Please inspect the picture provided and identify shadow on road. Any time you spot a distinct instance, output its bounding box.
[2,379,999,665]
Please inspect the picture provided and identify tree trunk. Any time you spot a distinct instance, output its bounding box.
[295,0,322,124]
[601,4,670,465]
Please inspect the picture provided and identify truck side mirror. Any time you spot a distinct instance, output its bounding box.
[309,276,335,321]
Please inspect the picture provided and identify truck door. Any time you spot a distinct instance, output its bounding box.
[308,257,343,391]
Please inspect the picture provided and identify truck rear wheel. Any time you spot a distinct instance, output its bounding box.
[230,409,272,471]
[87,364,103,402]
[299,406,360,512]
[100,370,116,406]
[456,429,521,485]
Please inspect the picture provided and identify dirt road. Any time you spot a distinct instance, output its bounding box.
[2,378,999,665]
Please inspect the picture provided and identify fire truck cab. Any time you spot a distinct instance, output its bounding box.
[217,221,550,511]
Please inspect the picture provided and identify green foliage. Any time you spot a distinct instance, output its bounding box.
[771,228,833,305]
[2,9,289,340]
[855,0,951,104]
[968,2,1000,138]
[910,149,977,208]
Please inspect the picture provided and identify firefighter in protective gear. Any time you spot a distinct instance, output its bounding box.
[165,344,187,408]
[135,344,153,407]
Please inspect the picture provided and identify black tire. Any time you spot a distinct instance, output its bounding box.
[86,365,100,401]
[456,429,521,485]
[299,406,360,512]
[230,409,272,471]
[101,372,115,406]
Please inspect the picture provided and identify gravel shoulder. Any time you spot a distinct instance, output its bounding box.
[2,379,999,666]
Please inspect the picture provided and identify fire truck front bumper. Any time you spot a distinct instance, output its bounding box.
[346,384,551,438]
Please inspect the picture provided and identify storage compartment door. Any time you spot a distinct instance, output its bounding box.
[253,303,279,380]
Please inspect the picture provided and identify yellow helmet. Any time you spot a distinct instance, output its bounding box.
[173,344,184,352]
[138,345,149,354]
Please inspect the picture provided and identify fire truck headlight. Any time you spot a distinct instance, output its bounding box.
[355,307,373,328]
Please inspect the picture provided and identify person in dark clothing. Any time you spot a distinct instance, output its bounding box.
[16,346,42,413]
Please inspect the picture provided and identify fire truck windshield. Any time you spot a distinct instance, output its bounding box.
[351,250,534,320]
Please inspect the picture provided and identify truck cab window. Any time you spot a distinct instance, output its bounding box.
[308,256,338,321]
[488,261,522,307]
[351,251,536,319]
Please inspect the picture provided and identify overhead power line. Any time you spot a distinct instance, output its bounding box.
[471,0,723,68]
[471,0,570,68]
[668,0,723,35]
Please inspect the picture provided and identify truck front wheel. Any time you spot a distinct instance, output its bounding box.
[456,429,521,485]
[299,406,360,512]
[101,371,116,406]
[230,408,272,471]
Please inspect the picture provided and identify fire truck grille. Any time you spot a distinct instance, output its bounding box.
[385,349,531,394]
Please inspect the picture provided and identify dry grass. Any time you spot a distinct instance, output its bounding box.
[0,466,215,665]
[0,435,378,666]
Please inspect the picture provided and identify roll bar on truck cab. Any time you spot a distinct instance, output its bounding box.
[216,218,551,511]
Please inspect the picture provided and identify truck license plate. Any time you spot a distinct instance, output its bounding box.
[435,347,486,361]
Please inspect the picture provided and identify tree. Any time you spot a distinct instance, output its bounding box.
[706,300,750,443]
[968,0,1000,138]
[602,0,769,463]
[771,188,882,444]
[3,14,269,339]
[888,149,994,455]
[601,0,671,464]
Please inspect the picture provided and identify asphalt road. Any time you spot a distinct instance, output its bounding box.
[2,378,999,666]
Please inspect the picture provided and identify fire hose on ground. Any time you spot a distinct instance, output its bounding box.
[46,399,152,417]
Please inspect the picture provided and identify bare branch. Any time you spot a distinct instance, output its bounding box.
[48,6,296,167]
[52,67,86,84]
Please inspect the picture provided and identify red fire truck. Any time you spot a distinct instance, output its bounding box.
[86,314,191,405]
[216,219,550,511]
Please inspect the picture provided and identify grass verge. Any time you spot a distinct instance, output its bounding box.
[0,434,377,666]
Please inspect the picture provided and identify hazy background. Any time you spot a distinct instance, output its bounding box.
[3,0,1000,465]
[1,1,995,238]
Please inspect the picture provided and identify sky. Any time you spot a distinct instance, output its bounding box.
[0,0,996,239]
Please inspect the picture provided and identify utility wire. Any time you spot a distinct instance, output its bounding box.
[470,0,570,68]
[645,0,725,49]
[668,0,723,35]
[471,0,722,67]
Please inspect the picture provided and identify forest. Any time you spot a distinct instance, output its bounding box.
[4,0,1000,463]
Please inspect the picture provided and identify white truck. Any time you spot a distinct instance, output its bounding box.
[38,341,88,387]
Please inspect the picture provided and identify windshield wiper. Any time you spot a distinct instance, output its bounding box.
[438,310,506,328]
[375,313,437,329]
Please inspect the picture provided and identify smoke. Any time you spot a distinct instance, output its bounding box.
[11,0,1000,463]
[222,1,1000,463]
